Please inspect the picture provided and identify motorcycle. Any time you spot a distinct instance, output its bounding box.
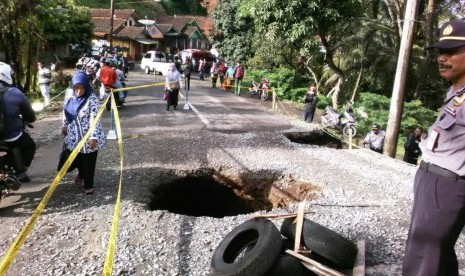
[321,103,357,137]
[0,122,33,203]
[0,144,22,203]
[101,83,125,111]
[248,80,269,101]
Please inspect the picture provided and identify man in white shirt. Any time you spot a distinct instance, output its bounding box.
[363,123,385,153]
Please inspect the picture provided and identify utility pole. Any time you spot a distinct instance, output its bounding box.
[110,0,115,49]
[384,0,420,158]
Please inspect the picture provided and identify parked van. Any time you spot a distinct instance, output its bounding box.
[140,51,172,76]
[179,49,199,64]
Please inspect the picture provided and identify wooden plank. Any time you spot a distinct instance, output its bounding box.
[352,240,365,276]
[285,250,345,276]
[252,212,313,219]
[253,214,297,219]
[294,202,305,252]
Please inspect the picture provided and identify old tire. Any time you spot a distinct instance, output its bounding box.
[211,218,282,276]
[264,238,316,276]
[261,91,269,101]
[281,218,358,268]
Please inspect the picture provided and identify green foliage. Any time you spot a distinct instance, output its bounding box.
[41,5,94,47]
[316,94,330,109]
[354,92,437,136]
[211,0,255,64]
[264,67,295,97]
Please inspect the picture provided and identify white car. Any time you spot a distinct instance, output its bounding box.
[179,49,199,64]
[140,51,172,76]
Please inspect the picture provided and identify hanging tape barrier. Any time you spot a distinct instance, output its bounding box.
[269,88,364,149]
[0,80,168,275]
[0,93,110,274]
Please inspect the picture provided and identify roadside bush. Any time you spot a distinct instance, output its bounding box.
[354,92,437,137]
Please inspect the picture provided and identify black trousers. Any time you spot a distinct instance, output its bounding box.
[211,77,218,87]
[303,109,316,122]
[167,89,179,109]
[185,74,191,91]
[370,146,383,154]
[72,151,98,190]
[403,166,465,275]
[219,74,224,87]
[5,131,36,172]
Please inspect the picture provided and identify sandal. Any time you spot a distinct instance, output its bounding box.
[84,188,94,195]
[74,176,83,186]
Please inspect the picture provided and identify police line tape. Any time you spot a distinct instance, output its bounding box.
[0,81,167,275]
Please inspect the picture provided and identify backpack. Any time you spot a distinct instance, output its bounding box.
[0,90,7,138]
[235,65,244,79]
[219,63,226,73]
[100,66,117,86]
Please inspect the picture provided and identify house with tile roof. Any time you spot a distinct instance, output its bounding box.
[90,9,214,61]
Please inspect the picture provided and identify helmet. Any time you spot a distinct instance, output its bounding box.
[0,62,14,85]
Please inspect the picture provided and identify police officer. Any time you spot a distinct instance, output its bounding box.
[403,127,423,165]
[363,123,385,153]
[403,20,465,275]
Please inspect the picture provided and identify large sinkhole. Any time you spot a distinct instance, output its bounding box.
[148,169,321,218]
[284,131,344,149]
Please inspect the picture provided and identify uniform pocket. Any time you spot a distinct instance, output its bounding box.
[436,112,456,130]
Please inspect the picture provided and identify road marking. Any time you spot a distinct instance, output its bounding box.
[179,91,210,126]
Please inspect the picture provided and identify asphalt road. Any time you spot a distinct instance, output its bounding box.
[0,68,298,211]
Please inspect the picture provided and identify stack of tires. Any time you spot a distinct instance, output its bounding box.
[211,218,358,276]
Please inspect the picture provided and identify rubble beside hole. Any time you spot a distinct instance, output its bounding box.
[284,131,344,149]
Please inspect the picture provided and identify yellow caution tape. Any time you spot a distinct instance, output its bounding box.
[0,94,109,274]
[102,93,124,276]
[0,80,168,274]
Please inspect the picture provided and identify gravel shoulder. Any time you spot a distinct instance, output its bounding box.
[0,71,464,276]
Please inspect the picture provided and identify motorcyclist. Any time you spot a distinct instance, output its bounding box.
[111,62,126,103]
[0,62,37,182]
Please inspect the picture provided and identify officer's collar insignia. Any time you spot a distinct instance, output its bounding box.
[443,25,453,36]
[453,93,465,106]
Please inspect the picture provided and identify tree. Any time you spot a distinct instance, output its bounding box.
[240,0,362,108]
[0,0,93,93]
[211,0,254,63]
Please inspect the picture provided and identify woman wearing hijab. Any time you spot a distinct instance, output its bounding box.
[165,63,181,111]
[61,71,105,195]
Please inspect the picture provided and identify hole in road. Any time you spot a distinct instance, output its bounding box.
[148,169,321,218]
[284,131,344,149]
[148,175,254,218]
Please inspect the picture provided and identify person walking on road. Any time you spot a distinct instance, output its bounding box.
[234,62,244,96]
[199,59,205,81]
[183,58,193,91]
[225,64,234,91]
[165,63,181,111]
[61,71,105,195]
[38,61,52,106]
[210,62,219,88]
[403,20,465,276]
